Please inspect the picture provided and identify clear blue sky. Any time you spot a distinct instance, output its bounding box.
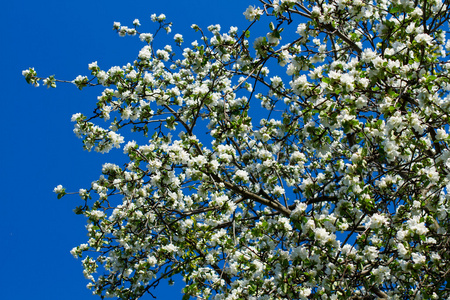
[2,1,252,299]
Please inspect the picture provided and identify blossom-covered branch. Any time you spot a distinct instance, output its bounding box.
[25,1,450,299]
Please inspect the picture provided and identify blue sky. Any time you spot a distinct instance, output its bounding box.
[2,0,253,299]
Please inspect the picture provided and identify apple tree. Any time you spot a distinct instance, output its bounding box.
[24,0,450,299]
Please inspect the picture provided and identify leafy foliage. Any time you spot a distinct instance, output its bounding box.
[26,1,450,299]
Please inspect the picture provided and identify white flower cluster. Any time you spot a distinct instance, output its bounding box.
[24,1,450,299]
[243,5,263,21]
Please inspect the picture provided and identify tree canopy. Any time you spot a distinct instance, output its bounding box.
[24,0,450,299]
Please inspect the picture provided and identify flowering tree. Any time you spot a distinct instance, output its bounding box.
[24,0,450,299]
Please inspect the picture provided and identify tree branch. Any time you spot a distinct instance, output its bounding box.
[209,173,292,217]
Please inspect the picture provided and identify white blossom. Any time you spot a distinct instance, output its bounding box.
[25,4,450,299]
[243,5,263,21]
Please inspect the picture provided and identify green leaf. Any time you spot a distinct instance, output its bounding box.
[322,77,331,84]
[269,22,275,31]
[74,206,83,214]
